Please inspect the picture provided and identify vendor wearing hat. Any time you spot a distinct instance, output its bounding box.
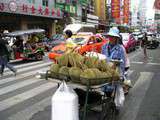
[102,27,132,94]
[101,27,125,77]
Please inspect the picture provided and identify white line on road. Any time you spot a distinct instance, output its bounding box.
[4,61,44,72]
[0,62,51,85]
[8,97,52,120]
[131,61,160,66]
[10,61,44,69]
[0,79,43,96]
[0,82,57,111]
[3,61,51,75]
[0,67,49,86]
[119,72,154,120]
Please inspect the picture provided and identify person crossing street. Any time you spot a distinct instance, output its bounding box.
[0,34,17,76]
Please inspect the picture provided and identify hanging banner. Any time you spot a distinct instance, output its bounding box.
[111,0,120,18]
[123,0,130,24]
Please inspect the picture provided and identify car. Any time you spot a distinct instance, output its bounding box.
[48,34,107,60]
[120,33,137,53]
[146,32,159,49]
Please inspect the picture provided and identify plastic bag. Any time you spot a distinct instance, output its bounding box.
[114,85,125,108]
[52,81,79,120]
[85,52,106,60]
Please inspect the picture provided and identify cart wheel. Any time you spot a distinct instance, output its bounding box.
[100,98,117,120]
[36,53,43,60]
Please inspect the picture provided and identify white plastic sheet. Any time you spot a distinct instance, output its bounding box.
[52,81,79,120]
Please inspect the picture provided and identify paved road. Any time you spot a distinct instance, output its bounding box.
[0,48,160,120]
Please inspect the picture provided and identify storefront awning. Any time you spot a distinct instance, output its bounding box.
[6,29,45,37]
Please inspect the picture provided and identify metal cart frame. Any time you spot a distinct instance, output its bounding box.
[46,70,121,120]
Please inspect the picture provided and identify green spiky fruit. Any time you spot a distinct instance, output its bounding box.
[91,68,102,78]
[50,63,60,78]
[58,66,70,79]
[80,69,96,85]
[69,67,82,83]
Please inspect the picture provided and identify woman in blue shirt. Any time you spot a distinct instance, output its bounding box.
[102,27,126,77]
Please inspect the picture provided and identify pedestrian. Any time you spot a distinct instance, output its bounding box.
[101,27,126,76]
[141,32,148,58]
[0,34,17,76]
[101,27,126,108]
[64,30,77,52]
[64,29,73,43]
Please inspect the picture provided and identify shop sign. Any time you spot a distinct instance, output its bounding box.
[52,8,55,16]
[44,7,49,15]
[65,5,77,14]
[9,1,17,12]
[56,0,66,3]
[123,0,130,24]
[38,6,43,14]
[22,4,28,13]
[0,2,62,18]
[57,9,61,16]
[55,3,64,10]
[31,5,35,14]
[0,3,5,11]
[111,0,120,18]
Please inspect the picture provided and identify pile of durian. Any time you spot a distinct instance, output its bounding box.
[49,51,120,85]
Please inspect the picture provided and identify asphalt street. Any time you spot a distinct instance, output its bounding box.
[0,47,160,120]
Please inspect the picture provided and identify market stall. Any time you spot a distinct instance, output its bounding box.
[46,51,123,120]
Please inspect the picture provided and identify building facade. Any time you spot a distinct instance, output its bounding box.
[0,0,62,36]
[94,0,107,31]
[138,0,147,26]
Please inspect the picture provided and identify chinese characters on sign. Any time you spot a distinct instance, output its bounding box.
[0,2,62,18]
[0,3,5,11]
[111,0,120,23]
[123,0,130,24]
[111,0,120,18]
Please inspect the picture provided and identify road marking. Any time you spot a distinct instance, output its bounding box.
[0,67,49,86]
[0,63,50,85]
[131,61,160,66]
[0,82,57,111]
[119,72,154,120]
[4,62,51,75]
[8,97,51,120]
[5,61,44,72]
[0,79,43,96]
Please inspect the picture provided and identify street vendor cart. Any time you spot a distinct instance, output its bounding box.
[44,51,124,120]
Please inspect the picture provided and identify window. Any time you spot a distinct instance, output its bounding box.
[96,37,102,43]
[42,0,48,7]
